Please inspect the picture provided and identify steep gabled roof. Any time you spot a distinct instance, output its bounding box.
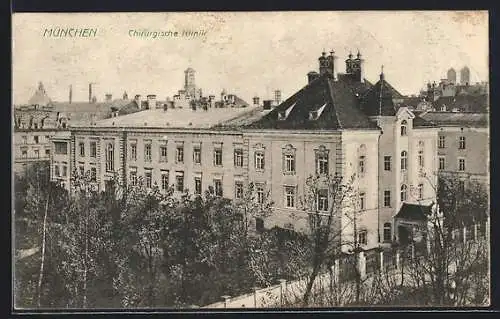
[359,77,399,116]
[395,203,433,221]
[245,74,377,130]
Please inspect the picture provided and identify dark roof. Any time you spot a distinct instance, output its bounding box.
[245,74,378,130]
[412,116,436,128]
[117,101,141,116]
[359,78,400,116]
[419,112,488,127]
[395,203,433,221]
[403,96,425,108]
[433,94,488,113]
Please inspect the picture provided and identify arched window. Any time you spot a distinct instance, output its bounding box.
[105,142,114,172]
[400,184,408,202]
[383,223,392,242]
[400,120,407,136]
[401,151,408,170]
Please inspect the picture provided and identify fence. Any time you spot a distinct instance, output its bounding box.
[202,220,489,308]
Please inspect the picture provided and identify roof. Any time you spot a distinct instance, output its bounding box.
[245,73,378,130]
[419,112,488,127]
[412,116,436,128]
[87,107,260,129]
[433,94,488,113]
[395,203,433,221]
[28,89,52,106]
[359,77,400,116]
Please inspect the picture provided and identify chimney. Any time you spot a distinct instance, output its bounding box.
[263,100,272,110]
[328,50,338,81]
[105,93,113,102]
[147,94,157,110]
[307,71,319,84]
[253,96,260,106]
[69,85,72,104]
[274,90,282,106]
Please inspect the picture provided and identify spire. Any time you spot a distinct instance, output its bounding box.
[380,65,385,80]
[357,50,361,59]
[348,51,353,59]
[379,65,384,116]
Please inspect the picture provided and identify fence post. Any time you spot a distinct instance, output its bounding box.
[278,279,287,306]
[221,295,231,308]
[333,259,340,283]
[253,288,258,308]
[379,249,384,273]
[410,244,415,260]
[462,226,467,245]
[357,250,366,280]
[474,223,478,241]
[395,249,400,270]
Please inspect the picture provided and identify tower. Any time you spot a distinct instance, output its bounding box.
[345,51,354,74]
[318,51,329,75]
[352,50,365,82]
[184,67,196,97]
[460,66,470,85]
[274,90,282,105]
[447,68,456,84]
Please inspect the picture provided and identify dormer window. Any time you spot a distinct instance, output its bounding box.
[278,102,296,121]
[309,103,327,121]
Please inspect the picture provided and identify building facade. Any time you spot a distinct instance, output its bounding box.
[50,51,445,251]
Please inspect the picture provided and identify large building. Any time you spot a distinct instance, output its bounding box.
[50,50,455,251]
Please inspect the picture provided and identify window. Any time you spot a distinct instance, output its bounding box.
[359,192,366,210]
[45,135,50,141]
[54,165,60,177]
[235,181,244,199]
[316,152,329,175]
[283,145,296,174]
[439,157,445,170]
[384,190,391,207]
[144,170,152,188]
[400,184,408,202]
[383,223,392,242]
[358,156,366,175]
[176,171,184,191]
[358,230,367,246]
[144,143,152,162]
[317,189,328,212]
[284,186,296,208]
[130,143,137,161]
[34,149,39,158]
[105,143,114,172]
[458,158,466,171]
[458,180,465,194]
[176,145,184,163]
[79,142,85,157]
[384,156,392,171]
[256,183,265,204]
[193,146,201,164]
[161,171,169,190]
[45,149,50,156]
[129,168,137,186]
[401,151,408,170]
[400,120,407,136]
[459,136,466,150]
[62,164,68,177]
[418,150,424,167]
[255,151,265,170]
[194,176,202,194]
[214,148,223,166]
[90,141,97,158]
[234,149,243,167]
[34,136,39,144]
[214,179,223,196]
[22,135,27,144]
[438,136,445,148]
[418,183,424,200]
[255,218,264,232]
[54,142,68,155]
[159,145,168,162]
[90,167,97,181]
[21,149,27,158]
[79,165,85,176]
[284,154,295,174]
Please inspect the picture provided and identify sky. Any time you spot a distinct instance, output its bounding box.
[12,11,488,105]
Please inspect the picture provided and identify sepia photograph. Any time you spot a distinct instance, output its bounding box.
[12,11,490,310]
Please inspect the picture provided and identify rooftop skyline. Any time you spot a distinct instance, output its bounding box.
[13,11,488,105]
